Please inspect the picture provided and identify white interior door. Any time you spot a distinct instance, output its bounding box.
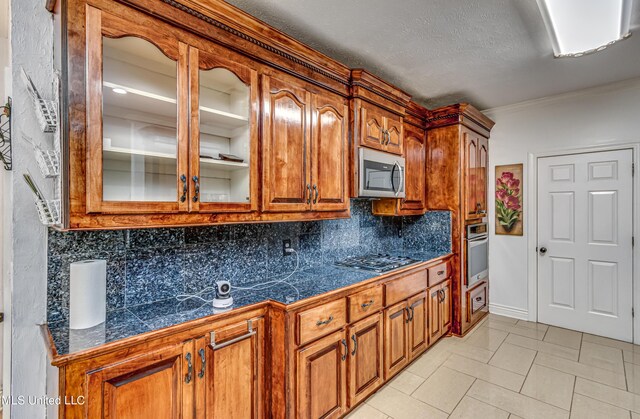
[537,149,633,341]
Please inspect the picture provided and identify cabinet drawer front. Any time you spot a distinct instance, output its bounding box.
[467,281,488,324]
[428,261,450,287]
[348,286,383,323]
[385,270,428,306]
[298,299,347,346]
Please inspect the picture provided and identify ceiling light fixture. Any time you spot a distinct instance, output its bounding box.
[112,87,128,95]
[537,0,633,58]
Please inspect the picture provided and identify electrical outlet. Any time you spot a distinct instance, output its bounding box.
[283,239,292,256]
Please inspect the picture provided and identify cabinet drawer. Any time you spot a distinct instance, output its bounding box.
[348,286,383,323]
[297,298,347,346]
[428,261,450,287]
[385,270,428,306]
[467,281,488,325]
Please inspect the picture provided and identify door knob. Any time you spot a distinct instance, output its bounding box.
[539,247,547,255]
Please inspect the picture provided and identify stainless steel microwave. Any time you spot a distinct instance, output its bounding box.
[358,148,405,198]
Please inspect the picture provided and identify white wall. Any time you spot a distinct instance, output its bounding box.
[5,0,53,417]
[485,77,640,319]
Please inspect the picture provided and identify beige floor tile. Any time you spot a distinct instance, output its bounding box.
[505,334,579,361]
[449,396,509,419]
[520,364,575,410]
[509,416,525,419]
[344,403,388,419]
[633,412,640,419]
[626,362,640,395]
[388,370,425,395]
[624,350,640,365]
[534,352,627,389]
[516,320,549,332]
[444,354,525,391]
[367,386,448,419]
[583,333,639,352]
[465,326,509,352]
[574,377,640,413]
[412,366,475,413]
[467,380,569,419]
[489,343,537,375]
[488,313,520,325]
[569,393,629,419]
[544,327,582,350]
[406,347,451,379]
[579,341,624,373]
[485,320,547,340]
[445,339,496,363]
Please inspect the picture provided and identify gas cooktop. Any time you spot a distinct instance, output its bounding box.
[335,254,420,273]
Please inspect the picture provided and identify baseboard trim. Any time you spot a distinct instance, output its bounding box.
[489,303,529,321]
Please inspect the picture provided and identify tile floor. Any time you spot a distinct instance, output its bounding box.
[346,313,640,419]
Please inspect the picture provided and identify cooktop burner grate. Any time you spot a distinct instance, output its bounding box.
[335,254,420,273]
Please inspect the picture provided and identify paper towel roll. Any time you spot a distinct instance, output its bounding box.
[70,259,106,330]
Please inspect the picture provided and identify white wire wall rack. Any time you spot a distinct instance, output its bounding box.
[21,68,58,133]
[0,97,11,170]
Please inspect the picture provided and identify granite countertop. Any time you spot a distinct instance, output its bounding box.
[47,250,449,357]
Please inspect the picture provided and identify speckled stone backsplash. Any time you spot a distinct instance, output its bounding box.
[47,200,451,324]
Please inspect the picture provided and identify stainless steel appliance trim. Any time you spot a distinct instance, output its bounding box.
[466,236,489,285]
[358,148,406,198]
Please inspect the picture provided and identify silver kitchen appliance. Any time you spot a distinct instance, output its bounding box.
[358,148,405,198]
[466,222,488,286]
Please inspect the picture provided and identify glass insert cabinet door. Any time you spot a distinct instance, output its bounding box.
[188,46,259,212]
[86,6,188,214]
[85,6,258,214]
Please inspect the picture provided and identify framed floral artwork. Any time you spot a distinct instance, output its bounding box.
[495,164,523,236]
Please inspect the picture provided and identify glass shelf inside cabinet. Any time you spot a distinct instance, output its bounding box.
[198,67,251,204]
[102,36,178,202]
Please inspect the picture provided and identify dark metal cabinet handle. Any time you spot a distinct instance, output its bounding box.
[475,296,483,302]
[405,307,411,324]
[361,300,374,310]
[409,306,415,322]
[437,270,445,276]
[192,176,200,202]
[185,352,193,384]
[316,315,334,326]
[306,184,312,204]
[198,348,205,379]
[341,339,348,361]
[180,174,187,203]
[313,184,318,204]
[351,334,357,356]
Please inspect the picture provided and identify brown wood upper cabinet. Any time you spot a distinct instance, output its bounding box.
[358,102,403,155]
[464,128,489,220]
[262,74,349,213]
[85,6,260,216]
[372,110,427,216]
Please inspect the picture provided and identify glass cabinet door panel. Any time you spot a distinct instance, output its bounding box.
[102,36,178,202]
[198,67,251,204]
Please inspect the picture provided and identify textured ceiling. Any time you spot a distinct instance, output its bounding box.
[225,0,640,110]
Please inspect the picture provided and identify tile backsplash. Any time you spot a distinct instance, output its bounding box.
[47,200,451,324]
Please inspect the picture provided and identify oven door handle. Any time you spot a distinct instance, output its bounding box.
[467,237,489,247]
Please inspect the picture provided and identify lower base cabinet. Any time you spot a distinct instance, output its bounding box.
[384,300,410,379]
[347,313,384,407]
[200,317,265,419]
[428,279,452,343]
[86,343,192,418]
[408,292,428,357]
[296,330,348,419]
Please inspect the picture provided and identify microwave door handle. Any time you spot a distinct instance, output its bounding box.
[395,162,404,196]
[390,163,397,193]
